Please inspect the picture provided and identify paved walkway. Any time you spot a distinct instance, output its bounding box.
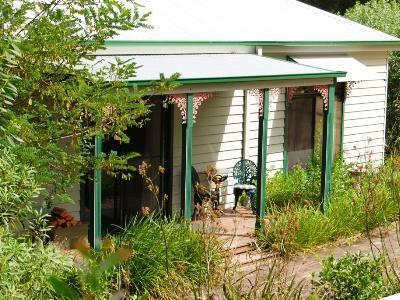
[215,207,400,297]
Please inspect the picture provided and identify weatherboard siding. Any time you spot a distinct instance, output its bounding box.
[57,185,81,220]
[171,90,245,211]
[245,90,285,176]
[342,52,388,166]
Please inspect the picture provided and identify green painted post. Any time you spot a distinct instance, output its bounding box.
[340,100,345,155]
[181,94,194,221]
[180,123,186,217]
[321,85,336,214]
[283,88,289,176]
[93,135,102,250]
[256,89,269,229]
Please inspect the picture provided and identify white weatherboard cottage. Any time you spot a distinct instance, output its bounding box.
[61,0,400,239]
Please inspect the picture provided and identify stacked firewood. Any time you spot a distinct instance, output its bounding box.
[49,207,80,229]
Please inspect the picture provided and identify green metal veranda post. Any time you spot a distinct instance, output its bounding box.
[321,84,336,214]
[181,93,194,221]
[283,88,289,176]
[93,135,102,250]
[256,88,269,228]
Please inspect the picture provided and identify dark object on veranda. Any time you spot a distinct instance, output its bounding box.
[233,159,257,213]
[211,174,228,210]
[192,166,212,216]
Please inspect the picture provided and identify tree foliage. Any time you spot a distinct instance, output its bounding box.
[299,0,369,14]
[0,1,178,206]
[345,0,400,149]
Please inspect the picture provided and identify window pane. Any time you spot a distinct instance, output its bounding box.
[287,95,315,169]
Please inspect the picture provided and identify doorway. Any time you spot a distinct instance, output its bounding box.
[287,85,344,170]
[81,97,173,232]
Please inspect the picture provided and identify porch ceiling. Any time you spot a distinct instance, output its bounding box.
[88,54,346,86]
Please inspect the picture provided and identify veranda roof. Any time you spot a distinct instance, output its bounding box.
[108,0,400,45]
[89,54,346,85]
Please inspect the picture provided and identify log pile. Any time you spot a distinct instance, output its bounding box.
[49,207,80,229]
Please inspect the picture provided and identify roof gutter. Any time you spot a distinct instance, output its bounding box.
[104,40,400,47]
[126,71,346,87]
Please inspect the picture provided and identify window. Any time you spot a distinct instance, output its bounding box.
[287,84,344,169]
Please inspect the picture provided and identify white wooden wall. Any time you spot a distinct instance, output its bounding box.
[55,185,81,220]
[40,137,81,220]
[342,52,388,166]
[34,185,81,221]
[171,89,288,211]
[244,90,285,176]
[172,90,246,210]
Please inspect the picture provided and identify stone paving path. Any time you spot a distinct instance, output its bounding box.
[216,207,400,297]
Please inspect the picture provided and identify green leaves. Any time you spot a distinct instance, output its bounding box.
[313,252,389,299]
[345,0,400,150]
[345,0,400,37]
[0,148,40,227]
[0,229,76,299]
[0,0,178,206]
[49,245,133,299]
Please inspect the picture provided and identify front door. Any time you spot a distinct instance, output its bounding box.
[287,85,344,170]
[82,97,173,232]
[287,94,322,169]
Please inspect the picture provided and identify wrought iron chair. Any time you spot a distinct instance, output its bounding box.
[232,159,257,212]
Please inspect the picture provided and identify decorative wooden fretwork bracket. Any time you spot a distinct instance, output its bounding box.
[345,81,358,99]
[249,88,283,117]
[288,85,329,110]
[168,93,214,123]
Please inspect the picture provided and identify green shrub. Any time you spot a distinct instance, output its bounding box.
[267,155,350,210]
[312,252,389,300]
[97,216,224,299]
[0,148,40,226]
[0,228,76,299]
[267,167,308,208]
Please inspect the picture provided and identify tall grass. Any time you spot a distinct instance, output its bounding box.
[96,215,224,299]
[260,154,400,255]
[222,259,304,299]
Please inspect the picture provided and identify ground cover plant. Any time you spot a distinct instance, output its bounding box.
[259,153,400,255]
[312,252,390,300]
[0,227,77,299]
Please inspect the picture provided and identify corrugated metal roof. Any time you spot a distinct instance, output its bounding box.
[291,55,379,82]
[88,54,345,84]
[110,0,399,43]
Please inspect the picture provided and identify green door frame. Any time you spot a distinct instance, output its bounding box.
[160,103,174,218]
[255,89,269,228]
[93,135,102,250]
[321,84,336,213]
[181,93,194,221]
[90,98,174,248]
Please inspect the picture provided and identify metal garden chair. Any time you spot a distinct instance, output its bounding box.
[232,159,257,213]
